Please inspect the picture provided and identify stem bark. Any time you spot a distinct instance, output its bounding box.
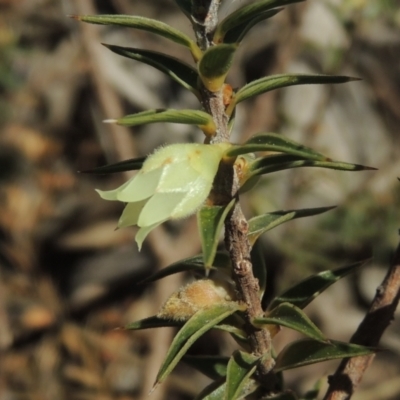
[192,0,276,389]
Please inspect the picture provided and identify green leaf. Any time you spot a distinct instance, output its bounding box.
[195,378,260,400]
[247,206,335,245]
[214,0,305,43]
[274,339,376,372]
[139,252,231,284]
[250,241,267,298]
[103,44,199,93]
[250,153,304,169]
[232,74,360,107]
[247,155,376,178]
[215,323,248,345]
[125,314,248,348]
[79,156,146,174]
[225,351,259,400]
[155,302,241,387]
[125,315,181,330]
[223,9,282,44]
[268,261,367,310]
[107,109,215,134]
[197,199,236,270]
[226,133,327,160]
[124,313,247,339]
[71,14,200,54]
[253,303,327,342]
[198,44,237,91]
[195,379,226,400]
[183,355,229,380]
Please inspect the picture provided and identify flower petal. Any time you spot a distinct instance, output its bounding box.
[118,200,148,228]
[135,222,164,250]
[187,143,230,178]
[138,192,186,227]
[171,176,211,219]
[117,168,162,202]
[157,162,200,192]
[142,144,197,173]
[96,177,135,201]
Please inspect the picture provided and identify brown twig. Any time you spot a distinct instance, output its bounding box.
[323,240,400,400]
[192,0,276,390]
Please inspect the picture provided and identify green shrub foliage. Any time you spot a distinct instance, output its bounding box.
[75,1,375,398]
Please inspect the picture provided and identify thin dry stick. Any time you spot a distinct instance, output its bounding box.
[192,0,276,388]
[324,240,400,400]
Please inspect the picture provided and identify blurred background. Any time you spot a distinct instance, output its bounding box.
[0,0,400,399]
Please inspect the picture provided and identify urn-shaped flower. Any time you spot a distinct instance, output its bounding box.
[97,143,230,249]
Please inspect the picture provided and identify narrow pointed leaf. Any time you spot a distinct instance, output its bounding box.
[183,355,229,380]
[247,206,335,245]
[253,303,327,342]
[155,302,241,387]
[214,0,304,43]
[125,314,248,341]
[197,199,235,269]
[198,44,237,92]
[274,339,376,372]
[111,109,215,133]
[225,351,259,400]
[247,157,376,178]
[233,74,360,106]
[226,133,327,160]
[71,15,199,53]
[223,9,282,44]
[125,315,181,330]
[79,156,146,174]
[249,153,308,171]
[196,378,259,400]
[215,324,248,344]
[103,44,199,93]
[139,252,231,284]
[250,241,267,298]
[268,261,367,310]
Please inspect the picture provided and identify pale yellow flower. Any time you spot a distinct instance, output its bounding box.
[96,143,230,249]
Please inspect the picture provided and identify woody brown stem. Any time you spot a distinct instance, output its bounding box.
[323,241,400,400]
[224,195,276,382]
[192,0,276,389]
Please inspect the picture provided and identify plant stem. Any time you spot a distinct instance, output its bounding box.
[191,0,221,49]
[224,200,276,380]
[323,241,400,400]
[192,0,276,389]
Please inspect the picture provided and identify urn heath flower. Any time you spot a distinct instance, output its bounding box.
[96,143,230,249]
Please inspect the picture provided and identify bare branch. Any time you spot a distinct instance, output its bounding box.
[324,241,400,400]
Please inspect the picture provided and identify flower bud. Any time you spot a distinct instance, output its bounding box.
[157,279,237,321]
